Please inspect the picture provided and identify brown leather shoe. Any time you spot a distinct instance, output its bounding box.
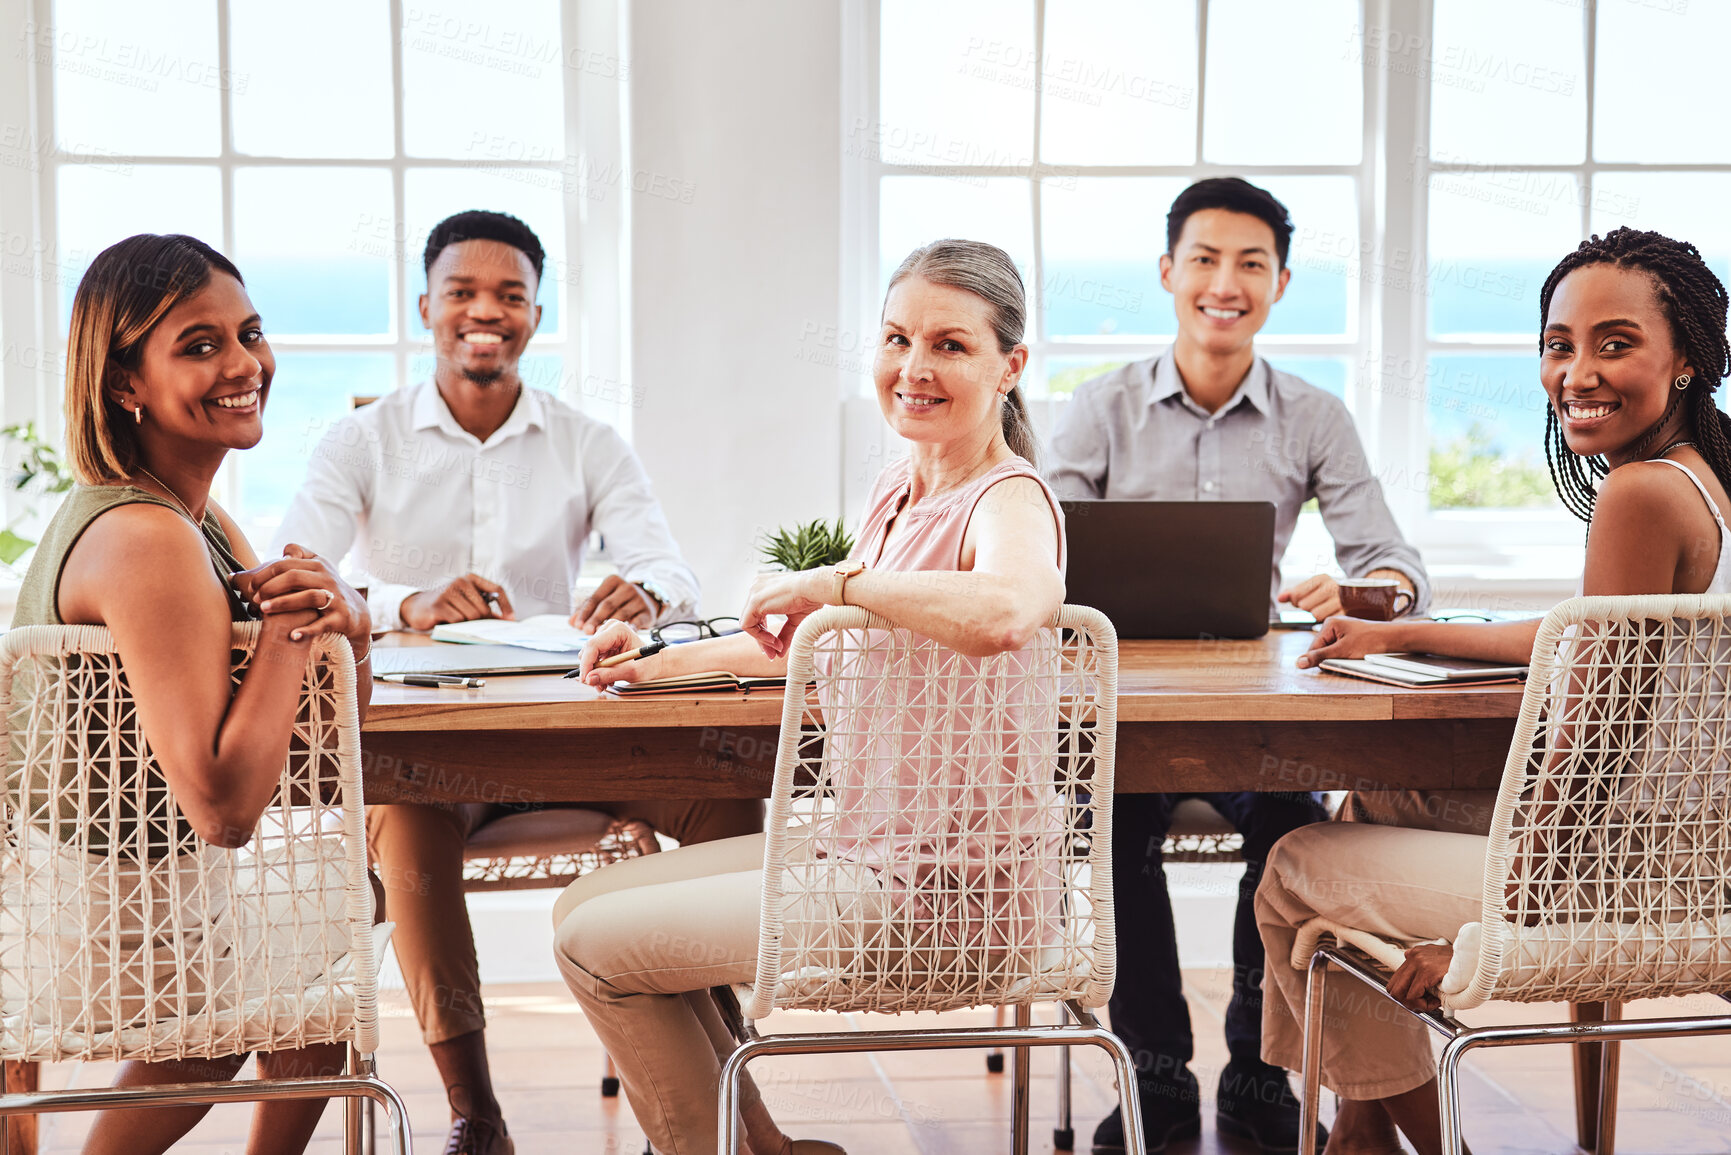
[443,1115,514,1155]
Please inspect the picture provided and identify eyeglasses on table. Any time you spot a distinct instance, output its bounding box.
[650,617,742,644]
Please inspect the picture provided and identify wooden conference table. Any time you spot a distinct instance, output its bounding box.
[360,628,1525,805]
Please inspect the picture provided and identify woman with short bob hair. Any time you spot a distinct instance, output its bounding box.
[553,238,1067,1155]
[17,233,374,1155]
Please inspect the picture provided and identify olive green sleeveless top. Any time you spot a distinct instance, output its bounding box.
[14,484,253,627]
[11,485,256,857]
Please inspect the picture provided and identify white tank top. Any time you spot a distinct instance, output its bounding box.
[1582,456,1731,844]
[1645,456,1731,594]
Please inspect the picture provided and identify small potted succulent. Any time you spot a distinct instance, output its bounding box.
[758,517,855,572]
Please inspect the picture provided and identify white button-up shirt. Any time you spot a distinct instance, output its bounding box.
[273,380,700,629]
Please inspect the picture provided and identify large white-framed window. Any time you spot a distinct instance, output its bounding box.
[0,0,631,547]
[845,0,1374,533]
[1410,0,1731,564]
[845,0,1731,582]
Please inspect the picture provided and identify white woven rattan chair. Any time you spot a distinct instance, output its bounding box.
[0,624,411,1154]
[715,605,1144,1155]
[460,808,659,894]
[1291,595,1731,1155]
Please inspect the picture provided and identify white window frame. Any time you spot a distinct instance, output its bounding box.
[842,0,1687,567]
[843,0,1378,518]
[0,0,630,536]
[1408,0,1731,557]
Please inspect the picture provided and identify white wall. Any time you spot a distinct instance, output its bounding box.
[628,1,843,615]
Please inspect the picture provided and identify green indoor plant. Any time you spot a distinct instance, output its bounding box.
[0,422,75,567]
[758,517,855,572]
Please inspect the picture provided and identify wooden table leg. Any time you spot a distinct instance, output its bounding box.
[1,1061,40,1155]
[1571,1002,1608,1152]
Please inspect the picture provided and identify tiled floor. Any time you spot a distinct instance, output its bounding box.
[24,974,1731,1154]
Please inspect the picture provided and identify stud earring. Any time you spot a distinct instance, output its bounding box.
[134,404,144,424]
[1676,374,1693,391]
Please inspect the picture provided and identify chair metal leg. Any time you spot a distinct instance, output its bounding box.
[988,1005,1006,1073]
[1055,1004,1075,1151]
[602,1050,621,1097]
[1437,1036,1471,1155]
[720,1009,1144,1155]
[720,1036,756,1155]
[1597,1001,1623,1155]
[0,1068,413,1155]
[1313,943,1731,1155]
[343,1044,364,1155]
[1069,1003,1146,1155]
[1012,1005,1032,1155]
[1299,952,1328,1155]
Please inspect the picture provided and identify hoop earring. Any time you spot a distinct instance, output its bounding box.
[1675,374,1693,391]
[134,404,144,425]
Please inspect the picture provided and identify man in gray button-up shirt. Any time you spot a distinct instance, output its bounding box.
[1051,179,1429,1155]
[1049,352,1431,613]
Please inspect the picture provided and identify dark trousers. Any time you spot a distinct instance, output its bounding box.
[1107,790,1328,1088]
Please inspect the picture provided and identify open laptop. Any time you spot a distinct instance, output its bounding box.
[1061,500,1277,639]
[371,643,582,677]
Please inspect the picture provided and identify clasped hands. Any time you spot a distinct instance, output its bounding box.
[230,543,371,647]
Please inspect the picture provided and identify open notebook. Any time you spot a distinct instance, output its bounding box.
[429,614,590,653]
[372,645,579,677]
[605,672,788,695]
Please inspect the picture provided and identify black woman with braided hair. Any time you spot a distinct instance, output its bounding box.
[1251,226,1731,1155]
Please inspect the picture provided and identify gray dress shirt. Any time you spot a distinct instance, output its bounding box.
[1046,352,1430,611]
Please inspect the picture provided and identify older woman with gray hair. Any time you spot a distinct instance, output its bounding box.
[552,239,1067,1155]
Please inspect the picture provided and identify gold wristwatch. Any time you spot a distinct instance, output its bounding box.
[833,559,867,605]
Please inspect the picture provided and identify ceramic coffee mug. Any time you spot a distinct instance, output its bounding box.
[1338,577,1413,621]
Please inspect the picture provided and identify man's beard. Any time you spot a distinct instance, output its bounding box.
[461,367,505,386]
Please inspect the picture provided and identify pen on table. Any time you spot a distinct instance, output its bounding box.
[565,640,667,677]
[378,673,487,688]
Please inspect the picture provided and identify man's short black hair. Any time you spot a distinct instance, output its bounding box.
[1165,178,1294,269]
[423,210,546,289]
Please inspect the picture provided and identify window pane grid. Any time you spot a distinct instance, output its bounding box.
[865,0,1727,537]
[1419,0,1731,514]
[43,0,584,538]
[873,0,1372,404]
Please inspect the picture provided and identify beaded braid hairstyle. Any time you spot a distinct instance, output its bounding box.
[1538,227,1731,522]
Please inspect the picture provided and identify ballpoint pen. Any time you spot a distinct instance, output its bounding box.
[565,640,668,677]
[377,673,487,688]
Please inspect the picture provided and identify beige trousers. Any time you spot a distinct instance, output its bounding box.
[368,798,763,1044]
[1256,822,1487,1100]
[552,833,882,1155]
[1338,788,1497,836]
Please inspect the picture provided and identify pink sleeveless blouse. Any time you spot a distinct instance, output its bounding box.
[822,455,1069,953]
[856,454,1068,576]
